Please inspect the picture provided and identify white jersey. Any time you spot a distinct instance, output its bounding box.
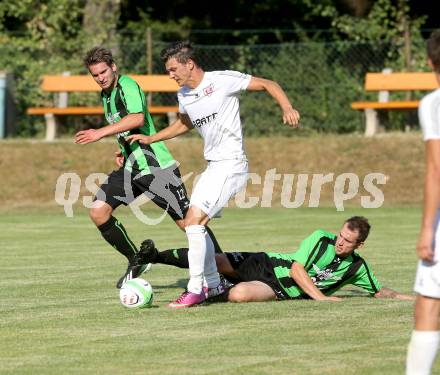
[419,88,440,141]
[178,70,251,161]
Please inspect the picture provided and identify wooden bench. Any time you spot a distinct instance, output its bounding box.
[351,72,439,136]
[27,74,179,141]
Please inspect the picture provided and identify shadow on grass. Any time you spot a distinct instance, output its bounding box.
[335,289,372,298]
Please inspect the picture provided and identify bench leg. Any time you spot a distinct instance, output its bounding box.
[364,109,379,137]
[44,113,57,141]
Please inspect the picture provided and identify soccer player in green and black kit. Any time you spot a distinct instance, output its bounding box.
[137,216,412,301]
[75,46,220,289]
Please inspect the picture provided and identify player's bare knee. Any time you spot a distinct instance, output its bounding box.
[89,207,99,223]
[89,204,112,226]
[228,285,250,303]
[184,216,203,228]
[174,219,186,231]
[184,206,208,228]
[415,295,440,323]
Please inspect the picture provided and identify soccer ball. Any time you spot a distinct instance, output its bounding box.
[119,278,153,308]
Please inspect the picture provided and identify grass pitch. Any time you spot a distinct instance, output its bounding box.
[0,206,431,374]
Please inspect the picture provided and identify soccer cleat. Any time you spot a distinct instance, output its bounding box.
[116,262,150,289]
[221,277,235,290]
[135,239,159,265]
[204,275,234,298]
[168,290,206,309]
[203,278,231,302]
[204,282,226,299]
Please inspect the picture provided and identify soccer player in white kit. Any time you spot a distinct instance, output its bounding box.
[127,41,300,308]
[406,30,440,375]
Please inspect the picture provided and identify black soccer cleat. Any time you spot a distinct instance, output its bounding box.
[116,262,149,289]
[204,277,231,303]
[136,239,159,265]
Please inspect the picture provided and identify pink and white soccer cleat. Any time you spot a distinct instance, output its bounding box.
[168,290,206,309]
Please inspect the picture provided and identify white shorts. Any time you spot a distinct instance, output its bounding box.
[190,159,248,218]
[414,211,440,298]
[414,261,440,298]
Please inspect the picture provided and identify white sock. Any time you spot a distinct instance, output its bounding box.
[406,330,440,375]
[204,232,221,289]
[186,225,206,294]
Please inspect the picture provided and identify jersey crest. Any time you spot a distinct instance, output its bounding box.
[203,83,214,96]
[311,262,342,286]
[106,111,120,124]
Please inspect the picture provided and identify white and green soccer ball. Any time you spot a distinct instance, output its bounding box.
[119,278,153,308]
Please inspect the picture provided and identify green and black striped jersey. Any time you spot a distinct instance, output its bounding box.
[266,230,381,298]
[101,75,175,175]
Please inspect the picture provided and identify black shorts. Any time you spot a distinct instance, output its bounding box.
[95,164,190,221]
[225,252,289,300]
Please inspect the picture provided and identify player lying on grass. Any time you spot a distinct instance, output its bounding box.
[135,216,413,302]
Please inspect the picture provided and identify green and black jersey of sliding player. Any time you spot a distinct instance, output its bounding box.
[101,75,175,175]
[219,230,380,300]
[265,230,381,299]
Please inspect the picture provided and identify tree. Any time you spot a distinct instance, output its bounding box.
[83,0,121,50]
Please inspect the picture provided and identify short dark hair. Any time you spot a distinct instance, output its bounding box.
[427,30,440,73]
[344,216,370,243]
[160,41,199,65]
[83,46,115,69]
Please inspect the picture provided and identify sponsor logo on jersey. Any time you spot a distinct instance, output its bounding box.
[231,252,245,263]
[193,112,218,128]
[106,111,120,124]
[203,83,214,96]
[311,263,342,285]
[117,130,130,138]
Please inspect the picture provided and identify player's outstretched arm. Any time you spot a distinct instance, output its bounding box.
[246,76,300,128]
[374,287,414,300]
[126,113,194,145]
[75,113,144,144]
[290,262,341,301]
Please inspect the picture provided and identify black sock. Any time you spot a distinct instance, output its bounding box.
[206,226,223,253]
[97,216,137,263]
[156,248,189,268]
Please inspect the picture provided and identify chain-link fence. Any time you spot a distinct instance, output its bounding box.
[0,36,429,137]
